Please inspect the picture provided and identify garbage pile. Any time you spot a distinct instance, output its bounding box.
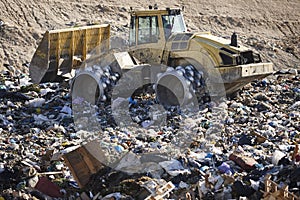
[0,66,300,199]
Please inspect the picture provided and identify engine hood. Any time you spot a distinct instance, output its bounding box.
[194,33,250,53]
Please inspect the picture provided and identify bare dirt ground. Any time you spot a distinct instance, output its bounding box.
[0,0,299,73]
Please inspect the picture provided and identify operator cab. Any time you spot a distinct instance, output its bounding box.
[129,8,187,46]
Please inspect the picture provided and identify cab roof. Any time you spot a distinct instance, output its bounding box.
[130,8,182,16]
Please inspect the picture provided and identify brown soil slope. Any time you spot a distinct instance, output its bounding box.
[0,0,299,73]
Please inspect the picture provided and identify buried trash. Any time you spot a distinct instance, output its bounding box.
[34,176,63,198]
[0,66,300,199]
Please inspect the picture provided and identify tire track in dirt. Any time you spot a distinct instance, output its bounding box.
[6,0,24,26]
[18,0,31,27]
[31,6,43,28]
[0,0,17,25]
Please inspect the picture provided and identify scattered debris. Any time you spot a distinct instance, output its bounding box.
[63,141,105,188]
[263,174,300,200]
[0,68,300,199]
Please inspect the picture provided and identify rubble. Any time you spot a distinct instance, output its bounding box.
[0,69,300,199]
[229,152,258,171]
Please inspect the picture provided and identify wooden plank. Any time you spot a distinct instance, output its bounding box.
[83,140,108,170]
[79,148,99,174]
[63,141,105,188]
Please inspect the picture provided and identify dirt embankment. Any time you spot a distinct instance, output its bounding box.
[0,0,299,72]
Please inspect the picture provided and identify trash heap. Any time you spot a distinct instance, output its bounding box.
[0,66,300,200]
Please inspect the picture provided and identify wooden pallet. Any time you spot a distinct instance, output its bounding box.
[145,181,175,200]
[63,141,106,188]
[263,174,300,200]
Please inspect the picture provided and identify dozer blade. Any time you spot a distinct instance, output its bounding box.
[29,24,110,83]
[218,62,273,95]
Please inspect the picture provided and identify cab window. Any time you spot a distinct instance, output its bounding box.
[162,14,187,34]
[138,16,159,44]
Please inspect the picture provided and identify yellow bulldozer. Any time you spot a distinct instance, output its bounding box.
[29,6,273,108]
